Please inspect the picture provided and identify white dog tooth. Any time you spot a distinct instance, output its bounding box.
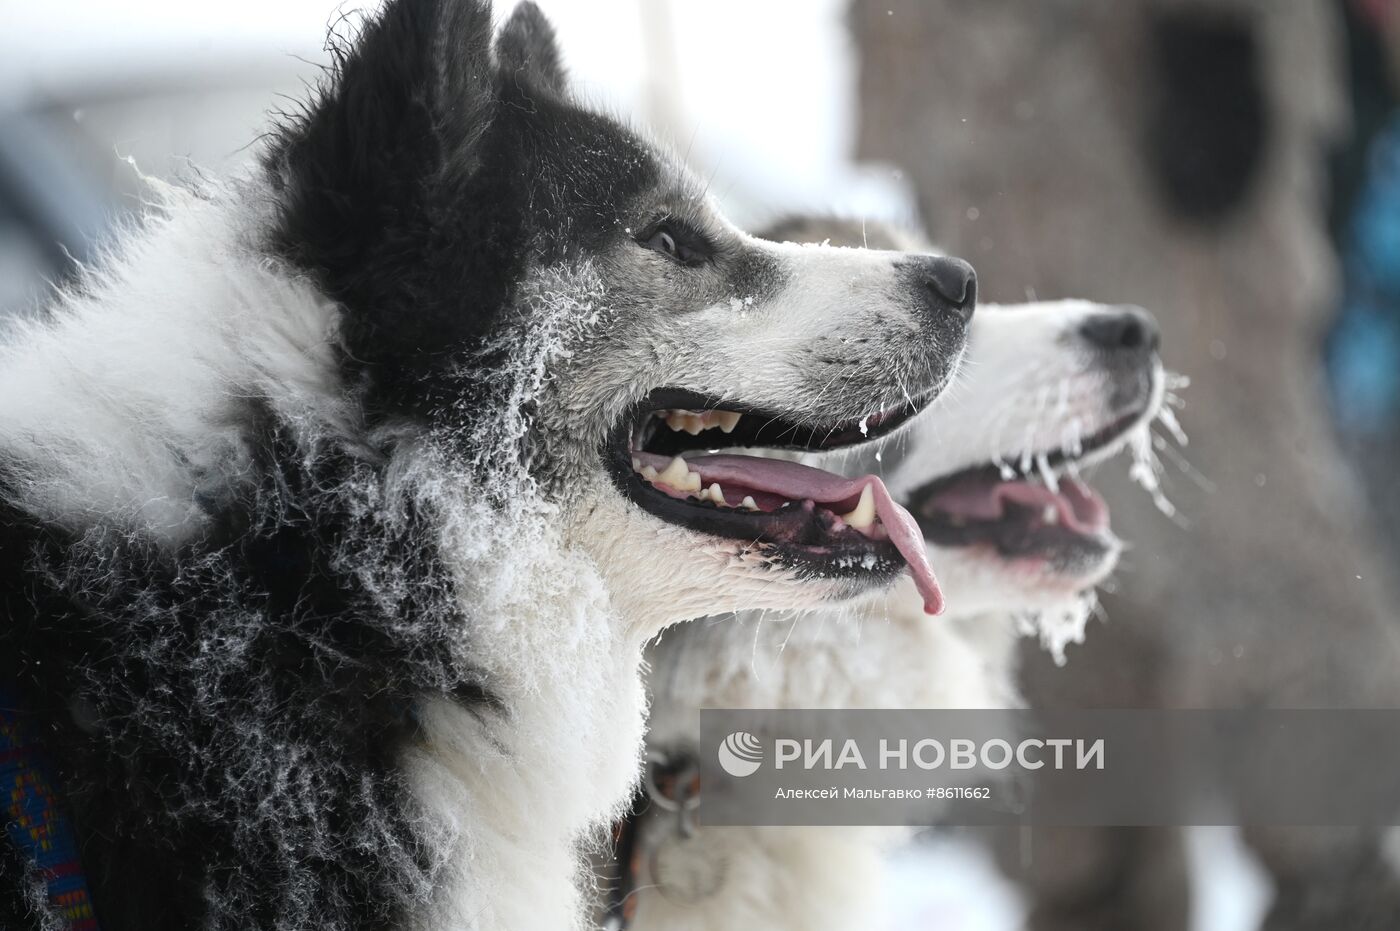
[1043,504,1058,525]
[841,485,877,531]
[657,456,691,488]
[740,496,759,511]
[641,466,658,481]
[683,414,704,435]
[663,457,701,493]
[631,457,641,471]
[707,483,724,504]
[714,410,741,433]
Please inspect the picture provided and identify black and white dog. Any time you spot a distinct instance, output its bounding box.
[0,3,975,929]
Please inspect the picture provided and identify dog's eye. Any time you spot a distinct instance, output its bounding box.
[637,221,711,267]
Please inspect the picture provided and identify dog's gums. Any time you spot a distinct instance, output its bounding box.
[606,391,945,614]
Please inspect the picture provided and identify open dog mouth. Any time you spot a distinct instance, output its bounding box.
[906,412,1145,567]
[605,388,945,614]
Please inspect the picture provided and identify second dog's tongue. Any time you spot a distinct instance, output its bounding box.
[683,454,944,615]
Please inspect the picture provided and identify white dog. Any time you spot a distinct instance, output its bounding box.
[612,295,1165,930]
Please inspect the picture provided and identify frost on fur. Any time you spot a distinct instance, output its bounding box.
[1127,370,1193,520]
[1015,591,1097,667]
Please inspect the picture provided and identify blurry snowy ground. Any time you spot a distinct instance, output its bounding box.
[2,2,1277,926]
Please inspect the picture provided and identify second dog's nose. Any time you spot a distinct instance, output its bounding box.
[1080,307,1160,356]
[914,256,977,323]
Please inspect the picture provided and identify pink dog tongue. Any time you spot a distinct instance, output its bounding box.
[682,454,944,615]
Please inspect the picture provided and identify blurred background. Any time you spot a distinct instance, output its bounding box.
[6,1,1400,928]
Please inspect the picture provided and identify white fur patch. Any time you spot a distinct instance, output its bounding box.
[0,179,345,540]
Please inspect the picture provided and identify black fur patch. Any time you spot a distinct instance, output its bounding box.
[0,404,497,930]
[1143,8,1267,221]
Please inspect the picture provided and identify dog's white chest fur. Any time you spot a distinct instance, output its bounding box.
[401,516,649,931]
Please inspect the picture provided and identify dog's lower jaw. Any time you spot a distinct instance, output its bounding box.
[930,545,1118,618]
[570,485,893,642]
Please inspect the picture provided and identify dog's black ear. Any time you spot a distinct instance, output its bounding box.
[495,2,568,97]
[268,0,497,231]
[266,0,507,416]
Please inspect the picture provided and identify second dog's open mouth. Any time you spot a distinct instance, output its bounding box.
[907,413,1142,567]
[606,389,944,614]
[914,467,1112,564]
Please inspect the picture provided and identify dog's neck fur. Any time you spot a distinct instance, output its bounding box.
[631,580,1091,931]
[403,548,643,930]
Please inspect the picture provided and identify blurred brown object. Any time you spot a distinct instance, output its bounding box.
[851,1,1400,928]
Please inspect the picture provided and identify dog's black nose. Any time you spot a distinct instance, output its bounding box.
[1080,306,1160,357]
[908,255,977,324]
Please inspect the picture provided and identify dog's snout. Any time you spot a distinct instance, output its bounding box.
[1080,307,1160,358]
[908,255,978,325]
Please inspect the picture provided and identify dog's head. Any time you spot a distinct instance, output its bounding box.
[891,299,1164,614]
[265,1,974,629]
